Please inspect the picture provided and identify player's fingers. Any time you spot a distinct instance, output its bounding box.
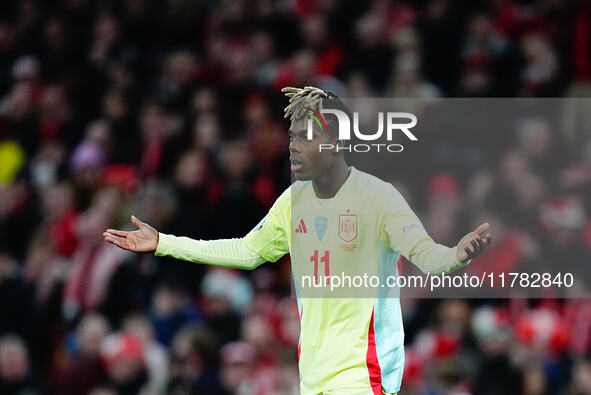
[104,234,126,249]
[477,239,487,250]
[473,222,490,236]
[105,232,125,241]
[104,229,129,237]
[131,215,144,229]
[474,236,486,249]
[471,239,483,253]
[484,234,492,245]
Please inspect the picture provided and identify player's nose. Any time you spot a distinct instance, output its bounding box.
[289,140,301,153]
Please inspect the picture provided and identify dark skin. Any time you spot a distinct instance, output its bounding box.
[288,118,349,197]
[104,114,492,262]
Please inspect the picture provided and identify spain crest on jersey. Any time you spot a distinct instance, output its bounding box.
[338,212,358,242]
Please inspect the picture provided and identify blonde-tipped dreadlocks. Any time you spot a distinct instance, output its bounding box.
[281,86,335,121]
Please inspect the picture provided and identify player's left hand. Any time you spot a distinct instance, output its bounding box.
[456,222,492,263]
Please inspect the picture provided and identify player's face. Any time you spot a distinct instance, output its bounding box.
[288,119,338,181]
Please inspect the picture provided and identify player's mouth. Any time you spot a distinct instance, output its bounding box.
[290,158,303,172]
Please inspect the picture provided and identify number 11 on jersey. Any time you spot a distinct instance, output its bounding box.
[310,250,330,285]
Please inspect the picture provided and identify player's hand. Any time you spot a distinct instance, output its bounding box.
[103,215,159,252]
[456,222,492,263]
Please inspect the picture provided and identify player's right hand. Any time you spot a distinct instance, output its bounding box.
[103,215,159,252]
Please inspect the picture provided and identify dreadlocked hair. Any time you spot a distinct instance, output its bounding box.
[281,86,337,122]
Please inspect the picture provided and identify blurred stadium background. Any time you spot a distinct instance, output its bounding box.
[0,0,590,394]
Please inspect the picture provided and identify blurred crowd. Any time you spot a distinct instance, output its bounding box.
[0,0,591,394]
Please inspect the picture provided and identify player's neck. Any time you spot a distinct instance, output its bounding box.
[312,161,350,199]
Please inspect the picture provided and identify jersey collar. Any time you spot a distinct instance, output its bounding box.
[313,166,357,205]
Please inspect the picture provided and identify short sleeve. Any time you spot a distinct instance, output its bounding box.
[243,187,291,262]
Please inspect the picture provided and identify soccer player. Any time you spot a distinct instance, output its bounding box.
[103,86,491,395]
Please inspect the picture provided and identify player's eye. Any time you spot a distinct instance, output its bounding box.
[305,132,317,142]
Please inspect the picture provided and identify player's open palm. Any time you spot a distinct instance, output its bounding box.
[103,215,159,252]
[457,222,492,262]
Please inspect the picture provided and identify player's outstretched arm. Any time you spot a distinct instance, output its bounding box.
[456,222,492,263]
[103,215,159,252]
[103,188,289,269]
[385,185,492,274]
[400,222,493,275]
[103,215,268,270]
